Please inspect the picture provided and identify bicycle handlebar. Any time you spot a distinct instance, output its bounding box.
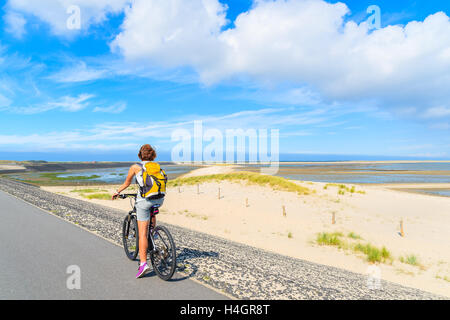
[118,193,137,199]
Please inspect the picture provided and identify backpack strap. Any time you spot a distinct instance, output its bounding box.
[135,162,145,197]
[149,175,162,193]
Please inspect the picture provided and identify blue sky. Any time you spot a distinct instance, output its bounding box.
[0,0,449,161]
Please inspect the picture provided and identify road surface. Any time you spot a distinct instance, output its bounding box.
[0,191,228,300]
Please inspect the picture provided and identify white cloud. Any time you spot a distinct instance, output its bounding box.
[47,61,109,83]
[111,0,228,77]
[423,106,450,119]
[5,0,130,36]
[111,0,450,121]
[0,93,12,109]
[8,94,94,114]
[4,11,27,38]
[0,106,334,151]
[93,102,127,114]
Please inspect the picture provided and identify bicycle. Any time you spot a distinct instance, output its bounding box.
[120,193,177,281]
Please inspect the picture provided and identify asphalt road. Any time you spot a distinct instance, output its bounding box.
[0,191,228,300]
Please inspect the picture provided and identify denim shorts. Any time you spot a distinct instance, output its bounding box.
[135,198,164,221]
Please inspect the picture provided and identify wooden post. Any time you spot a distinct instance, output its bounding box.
[283,205,286,217]
[245,198,249,207]
[400,219,405,237]
[332,212,336,225]
[178,187,181,193]
[218,187,221,199]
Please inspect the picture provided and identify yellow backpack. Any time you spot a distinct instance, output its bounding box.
[138,162,167,199]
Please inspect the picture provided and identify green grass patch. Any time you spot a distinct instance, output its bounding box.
[70,188,107,194]
[316,231,391,263]
[81,193,111,200]
[353,243,391,263]
[316,232,344,246]
[40,172,101,181]
[288,232,293,239]
[325,183,364,195]
[183,210,209,220]
[400,254,419,266]
[5,171,106,186]
[436,275,450,282]
[168,171,311,195]
[347,232,362,240]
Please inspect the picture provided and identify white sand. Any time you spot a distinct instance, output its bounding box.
[0,164,26,170]
[42,166,450,297]
[179,165,237,178]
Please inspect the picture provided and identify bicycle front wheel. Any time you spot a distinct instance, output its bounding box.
[150,225,177,281]
[122,215,139,261]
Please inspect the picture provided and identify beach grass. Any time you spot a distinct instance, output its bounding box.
[316,232,344,246]
[185,211,209,220]
[81,193,112,200]
[400,254,420,266]
[353,243,391,263]
[169,171,311,195]
[70,188,107,194]
[316,231,391,263]
[347,232,362,240]
[436,274,450,282]
[324,183,365,195]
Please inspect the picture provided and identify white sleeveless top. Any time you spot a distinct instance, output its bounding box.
[135,161,148,187]
[135,161,148,202]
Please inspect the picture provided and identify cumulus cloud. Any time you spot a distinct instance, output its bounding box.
[111,0,228,76]
[5,0,130,35]
[111,0,450,121]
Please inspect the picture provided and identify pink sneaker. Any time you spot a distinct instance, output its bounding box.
[136,262,150,278]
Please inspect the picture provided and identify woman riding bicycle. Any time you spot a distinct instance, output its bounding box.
[112,144,164,278]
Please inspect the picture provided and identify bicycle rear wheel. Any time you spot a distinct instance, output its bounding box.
[149,225,176,281]
[122,215,139,260]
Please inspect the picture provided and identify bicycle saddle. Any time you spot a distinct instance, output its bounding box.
[150,205,160,216]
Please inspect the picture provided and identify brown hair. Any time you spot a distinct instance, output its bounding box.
[138,144,157,161]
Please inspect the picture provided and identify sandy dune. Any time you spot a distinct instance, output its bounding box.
[0,164,26,171]
[41,166,450,297]
[179,165,237,178]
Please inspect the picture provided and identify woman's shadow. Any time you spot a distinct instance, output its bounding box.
[142,247,219,282]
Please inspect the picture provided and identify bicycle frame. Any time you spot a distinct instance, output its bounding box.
[126,204,158,253]
[121,194,168,255]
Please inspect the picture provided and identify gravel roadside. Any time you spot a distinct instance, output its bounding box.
[0,178,443,300]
